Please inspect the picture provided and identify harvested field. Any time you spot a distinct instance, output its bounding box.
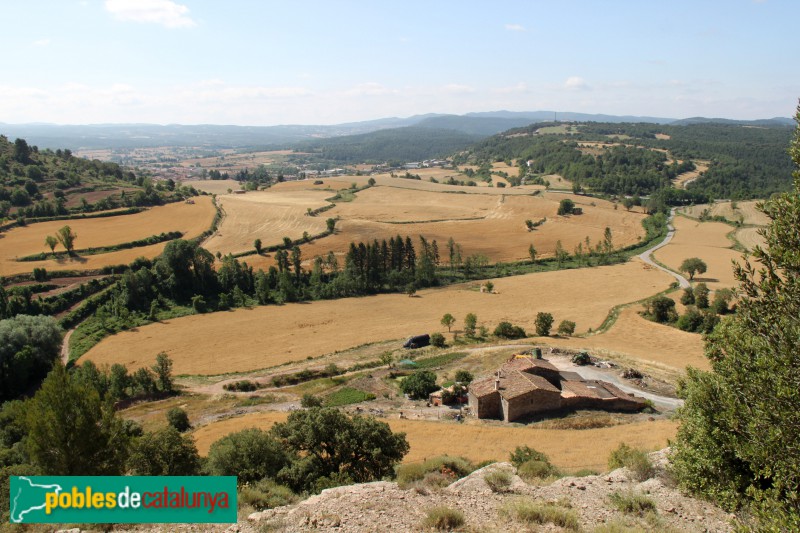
[184,179,241,195]
[298,189,647,264]
[192,411,676,471]
[672,160,710,189]
[0,196,215,276]
[547,305,708,372]
[180,150,296,171]
[83,261,673,375]
[204,190,330,255]
[678,200,769,226]
[734,226,767,251]
[652,216,743,289]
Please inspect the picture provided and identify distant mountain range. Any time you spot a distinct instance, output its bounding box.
[0,112,793,150]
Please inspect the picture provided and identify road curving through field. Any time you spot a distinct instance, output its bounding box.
[637,208,690,289]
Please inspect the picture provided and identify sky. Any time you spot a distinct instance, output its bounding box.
[1,0,798,126]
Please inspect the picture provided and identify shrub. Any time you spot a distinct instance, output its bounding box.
[223,380,259,392]
[609,490,657,516]
[238,479,297,511]
[300,394,323,408]
[694,282,710,309]
[557,320,576,336]
[676,307,704,332]
[557,198,576,216]
[430,332,446,348]
[518,459,559,481]
[643,295,677,323]
[484,470,513,492]
[422,506,465,530]
[206,428,291,484]
[680,287,695,305]
[608,443,655,481]
[494,321,527,339]
[509,445,550,467]
[572,351,591,366]
[396,455,475,488]
[500,499,580,530]
[166,407,191,432]
[454,370,473,384]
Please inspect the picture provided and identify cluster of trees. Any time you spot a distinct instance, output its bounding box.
[0,315,63,401]
[672,111,800,529]
[641,284,731,334]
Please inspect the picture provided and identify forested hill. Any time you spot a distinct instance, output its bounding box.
[296,127,482,163]
[460,121,794,200]
[0,135,190,219]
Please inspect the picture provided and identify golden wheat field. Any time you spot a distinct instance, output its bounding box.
[203,190,331,255]
[734,226,767,251]
[652,216,742,289]
[191,411,677,471]
[83,261,673,375]
[672,160,710,189]
[180,150,296,171]
[0,196,216,276]
[679,200,769,225]
[184,179,241,195]
[295,189,646,264]
[547,305,708,371]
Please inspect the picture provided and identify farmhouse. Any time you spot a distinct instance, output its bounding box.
[468,353,646,422]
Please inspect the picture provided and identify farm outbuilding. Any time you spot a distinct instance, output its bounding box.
[468,353,646,422]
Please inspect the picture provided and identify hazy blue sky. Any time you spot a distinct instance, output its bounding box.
[1,0,798,125]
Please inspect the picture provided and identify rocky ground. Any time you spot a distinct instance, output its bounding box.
[55,450,735,533]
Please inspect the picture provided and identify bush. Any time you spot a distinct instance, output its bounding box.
[680,287,695,305]
[509,445,550,467]
[166,407,191,432]
[400,370,439,400]
[518,459,560,481]
[422,506,465,530]
[300,393,323,408]
[396,455,475,488]
[500,499,579,530]
[484,470,513,492]
[223,380,260,392]
[127,426,201,476]
[609,490,657,516]
[557,320,576,336]
[643,295,677,323]
[557,198,576,216]
[676,307,704,332]
[493,321,527,339]
[454,370,473,384]
[608,443,654,481]
[572,351,591,366]
[238,479,297,511]
[206,428,291,484]
[430,332,446,348]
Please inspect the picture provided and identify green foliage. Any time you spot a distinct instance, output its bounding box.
[464,313,478,337]
[642,295,677,323]
[166,407,190,432]
[422,505,466,530]
[206,428,291,484]
[454,370,473,384]
[223,379,262,392]
[557,320,576,336]
[535,312,554,336]
[518,459,560,481]
[300,393,323,408]
[510,445,550,467]
[412,352,467,370]
[127,426,201,475]
[694,282,710,308]
[711,288,734,314]
[680,286,695,305]
[609,490,657,516]
[152,351,174,393]
[270,408,409,492]
[673,115,800,529]
[238,479,297,511]
[679,257,708,280]
[400,370,439,399]
[608,443,654,481]
[395,456,475,488]
[430,332,446,348]
[323,387,375,407]
[572,351,591,365]
[500,499,580,530]
[484,470,513,492]
[440,313,455,332]
[23,364,129,475]
[493,321,527,339]
[557,198,576,215]
[0,315,62,401]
